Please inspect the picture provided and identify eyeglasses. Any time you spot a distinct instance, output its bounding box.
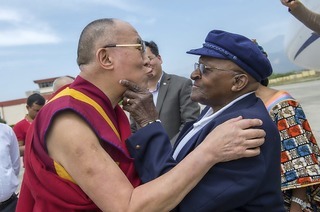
[103,40,146,55]
[194,62,240,76]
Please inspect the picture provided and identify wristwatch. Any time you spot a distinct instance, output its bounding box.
[291,196,311,210]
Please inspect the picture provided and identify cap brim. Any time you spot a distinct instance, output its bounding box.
[186,47,227,60]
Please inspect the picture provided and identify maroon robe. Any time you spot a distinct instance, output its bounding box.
[17,76,140,211]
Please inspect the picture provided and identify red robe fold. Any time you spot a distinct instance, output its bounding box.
[17,76,141,211]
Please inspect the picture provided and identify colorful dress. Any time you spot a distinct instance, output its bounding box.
[265,90,320,211]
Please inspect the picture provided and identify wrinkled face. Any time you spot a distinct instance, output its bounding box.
[145,47,163,80]
[27,103,43,120]
[99,21,151,90]
[190,56,242,110]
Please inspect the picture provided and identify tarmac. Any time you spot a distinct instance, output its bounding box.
[272,79,320,142]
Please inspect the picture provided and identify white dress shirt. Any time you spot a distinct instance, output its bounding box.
[149,72,163,106]
[173,92,253,159]
[0,123,20,202]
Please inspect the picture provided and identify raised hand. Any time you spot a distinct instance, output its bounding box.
[120,79,159,127]
[202,116,265,162]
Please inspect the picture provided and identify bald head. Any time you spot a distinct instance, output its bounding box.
[77,18,117,66]
[53,76,75,92]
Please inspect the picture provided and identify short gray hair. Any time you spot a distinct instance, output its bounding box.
[77,18,116,66]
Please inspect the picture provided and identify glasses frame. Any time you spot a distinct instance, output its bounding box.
[102,42,146,54]
[194,62,241,76]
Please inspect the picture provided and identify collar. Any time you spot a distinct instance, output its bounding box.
[194,92,254,128]
[149,72,163,93]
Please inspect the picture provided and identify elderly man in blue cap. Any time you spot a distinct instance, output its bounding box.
[126,30,285,211]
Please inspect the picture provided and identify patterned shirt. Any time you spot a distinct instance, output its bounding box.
[265,90,320,210]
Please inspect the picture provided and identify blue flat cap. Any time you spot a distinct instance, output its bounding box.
[187,30,273,82]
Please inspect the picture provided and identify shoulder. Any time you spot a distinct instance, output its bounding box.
[0,123,15,138]
[271,97,300,112]
[233,96,272,123]
[51,110,88,130]
[14,119,25,126]
[13,119,28,130]
[46,110,96,153]
[265,91,295,111]
[269,98,301,120]
[166,73,190,81]
[164,72,192,85]
[0,123,12,132]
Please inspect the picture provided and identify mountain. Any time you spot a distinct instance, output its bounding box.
[263,35,302,74]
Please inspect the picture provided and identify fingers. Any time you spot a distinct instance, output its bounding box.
[119,80,143,93]
[205,118,266,163]
[222,117,263,129]
[222,116,243,123]
[280,0,289,6]
[242,147,261,158]
[122,97,134,112]
[244,137,265,149]
[122,97,132,106]
[224,136,264,161]
[240,128,266,142]
[241,137,265,158]
[280,0,295,7]
[234,118,263,130]
[125,98,131,105]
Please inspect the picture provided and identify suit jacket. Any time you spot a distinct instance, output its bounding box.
[127,93,285,211]
[131,72,200,144]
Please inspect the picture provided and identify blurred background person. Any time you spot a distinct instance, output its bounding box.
[0,123,20,212]
[281,0,320,34]
[255,40,320,212]
[52,76,75,93]
[13,93,45,156]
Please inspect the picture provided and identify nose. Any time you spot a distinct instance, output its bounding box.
[142,53,150,67]
[142,54,152,75]
[190,68,201,80]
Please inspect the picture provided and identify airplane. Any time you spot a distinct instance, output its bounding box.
[284,0,320,69]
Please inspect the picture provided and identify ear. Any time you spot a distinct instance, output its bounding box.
[157,55,163,64]
[96,48,113,69]
[231,74,248,91]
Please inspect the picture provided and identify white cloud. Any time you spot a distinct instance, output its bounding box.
[88,0,142,12]
[0,29,60,46]
[0,8,60,47]
[0,9,22,22]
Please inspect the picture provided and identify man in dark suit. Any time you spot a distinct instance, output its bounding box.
[130,41,200,145]
[126,30,285,211]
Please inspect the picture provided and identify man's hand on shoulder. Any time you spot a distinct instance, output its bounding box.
[202,116,265,163]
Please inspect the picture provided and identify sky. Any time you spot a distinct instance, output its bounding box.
[0,0,304,102]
